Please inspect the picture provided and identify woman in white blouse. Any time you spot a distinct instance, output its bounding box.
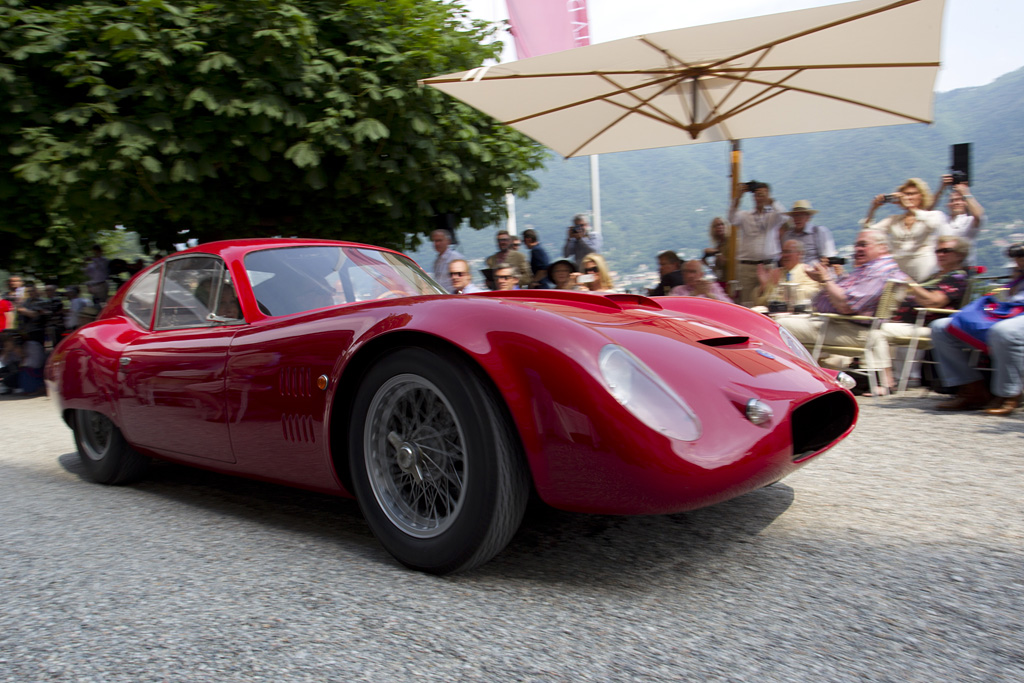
[864,178,949,282]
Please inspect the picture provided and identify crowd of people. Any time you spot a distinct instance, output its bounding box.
[1,245,139,396]
[430,172,1023,415]
[5,173,1021,416]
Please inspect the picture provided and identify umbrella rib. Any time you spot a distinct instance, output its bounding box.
[703,0,926,72]
[503,71,689,126]
[565,72,698,156]
[706,67,803,126]
[717,61,941,73]
[421,60,939,85]
[714,71,934,124]
[703,46,774,134]
[637,34,758,140]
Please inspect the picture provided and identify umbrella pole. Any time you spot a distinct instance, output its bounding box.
[727,140,742,291]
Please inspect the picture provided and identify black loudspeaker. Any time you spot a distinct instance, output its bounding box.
[951,143,971,184]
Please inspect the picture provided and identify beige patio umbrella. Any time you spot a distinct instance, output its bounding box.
[421,0,944,158]
[421,0,944,283]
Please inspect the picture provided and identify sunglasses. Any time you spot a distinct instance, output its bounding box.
[449,271,467,276]
[934,248,955,255]
[584,267,599,274]
[854,241,871,248]
[496,275,516,280]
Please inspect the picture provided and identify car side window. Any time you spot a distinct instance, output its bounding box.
[123,268,161,328]
[155,257,243,330]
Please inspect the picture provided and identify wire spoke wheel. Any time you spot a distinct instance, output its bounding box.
[349,347,530,574]
[365,374,467,538]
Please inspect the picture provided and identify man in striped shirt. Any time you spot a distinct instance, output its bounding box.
[778,229,909,395]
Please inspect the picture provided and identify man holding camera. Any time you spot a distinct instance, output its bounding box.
[563,213,602,271]
[779,200,837,266]
[730,182,788,306]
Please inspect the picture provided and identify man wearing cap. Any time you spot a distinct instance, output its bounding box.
[779,200,837,266]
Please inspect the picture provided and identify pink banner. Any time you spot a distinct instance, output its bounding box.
[507,0,590,59]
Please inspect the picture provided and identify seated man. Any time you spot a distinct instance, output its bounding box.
[670,261,730,301]
[754,240,821,308]
[929,243,1024,415]
[646,250,684,296]
[778,229,908,395]
[449,259,485,294]
[493,264,519,292]
[485,231,531,289]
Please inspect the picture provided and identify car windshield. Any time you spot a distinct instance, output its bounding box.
[244,245,444,317]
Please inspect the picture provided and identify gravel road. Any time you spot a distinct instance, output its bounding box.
[1,393,1022,682]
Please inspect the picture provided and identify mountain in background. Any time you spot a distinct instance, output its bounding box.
[412,66,1024,284]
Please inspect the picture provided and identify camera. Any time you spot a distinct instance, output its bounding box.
[742,180,765,193]
[882,193,900,204]
[1008,243,1024,259]
[827,256,846,266]
[950,169,968,185]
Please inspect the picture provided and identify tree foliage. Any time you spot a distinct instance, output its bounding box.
[0,0,547,272]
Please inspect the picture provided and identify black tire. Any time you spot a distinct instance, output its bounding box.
[72,410,151,485]
[349,347,529,574]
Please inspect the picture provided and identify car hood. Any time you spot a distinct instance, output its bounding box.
[476,291,835,393]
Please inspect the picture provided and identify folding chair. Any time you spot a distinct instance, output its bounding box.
[889,271,1006,393]
[810,279,903,398]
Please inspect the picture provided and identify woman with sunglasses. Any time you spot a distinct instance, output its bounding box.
[577,254,617,293]
[880,237,970,385]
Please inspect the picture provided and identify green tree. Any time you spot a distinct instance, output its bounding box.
[0,0,547,273]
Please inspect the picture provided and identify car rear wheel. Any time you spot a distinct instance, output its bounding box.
[72,410,150,485]
[349,347,529,574]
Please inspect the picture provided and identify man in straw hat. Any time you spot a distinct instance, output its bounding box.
[780,200,837,267]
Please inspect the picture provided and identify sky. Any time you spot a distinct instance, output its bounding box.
[461,0,1024,92]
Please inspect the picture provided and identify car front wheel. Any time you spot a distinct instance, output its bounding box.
[349,347,529,574]
[72,410,150,485]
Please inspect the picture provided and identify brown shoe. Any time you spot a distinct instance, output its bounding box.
[936,381,993,411]
[985,394,1022,416]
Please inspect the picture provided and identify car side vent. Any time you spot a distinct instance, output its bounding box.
[791,391,856,461]
[280,366,313,398]
[282,413,316,443]
[698,336,749,347]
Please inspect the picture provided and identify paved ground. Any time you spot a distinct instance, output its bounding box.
[1,393,1022,682]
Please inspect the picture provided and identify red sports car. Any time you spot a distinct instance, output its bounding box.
[47,238,858,573]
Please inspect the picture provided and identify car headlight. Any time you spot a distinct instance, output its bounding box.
[779,325,816,365]
[835,372,858,391]
[598,345,701,442]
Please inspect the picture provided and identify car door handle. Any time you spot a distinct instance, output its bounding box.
[119,357,131,370]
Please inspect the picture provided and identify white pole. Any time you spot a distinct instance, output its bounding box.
[505,191,517,235]
[589,154,601,235]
